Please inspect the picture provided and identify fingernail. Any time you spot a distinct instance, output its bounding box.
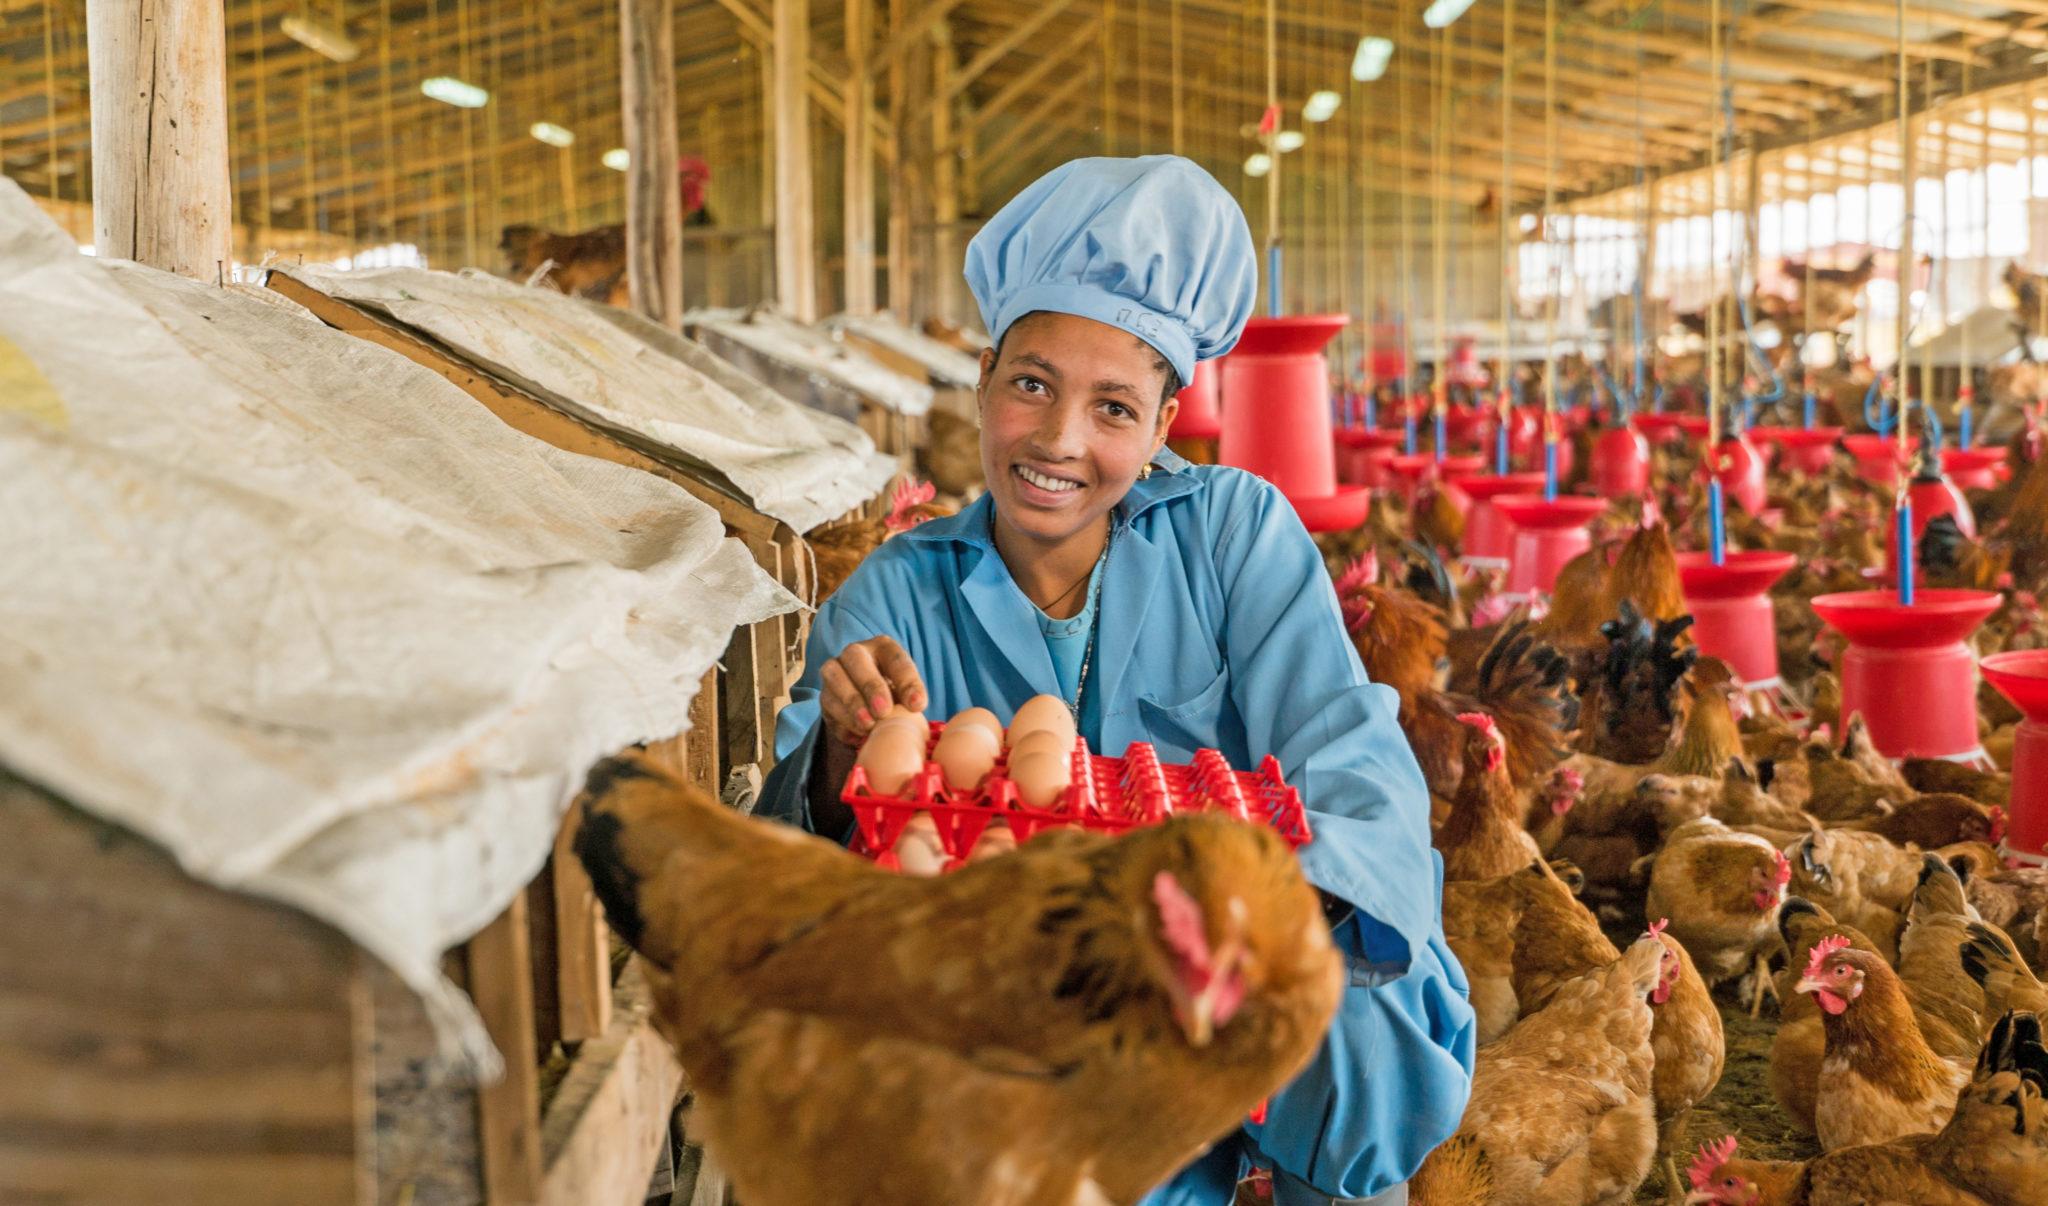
[872,694,890,714]
[857,708,873,727]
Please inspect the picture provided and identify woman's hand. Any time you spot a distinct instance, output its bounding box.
[817,636,928,747]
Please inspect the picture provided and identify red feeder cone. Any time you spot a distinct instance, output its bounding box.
[1167,358,1223,464]
[1219,316,1370,532]
[1495,494,1607,597]
[1677,550,1798,692]
[1941,446,2008,491]
[1435,453,1487,503]
[1675,415,1712,441]
[1705,435,1769,515]
[1335,426,1403,487]
[1769,427,1844,476]
[1811,589,2002,761]
[1980,650,2048,867]
[1631,412,1687,445]
[1444,405,1489,451]
[1592,425,1650,496]
[1886,454,1977,579]
[1450,472,1549,568]
[1384,452,1439,508]
[1842,433,1919,488]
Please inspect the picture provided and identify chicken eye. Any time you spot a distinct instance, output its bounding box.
[1724,1178,1739,1188]
[1833,965,1851,978]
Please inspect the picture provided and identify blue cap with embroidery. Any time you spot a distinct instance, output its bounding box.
[963,155,1257,386]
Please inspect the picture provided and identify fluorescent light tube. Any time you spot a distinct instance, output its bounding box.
[1423,0,1477,28]
[1303,90,1342,122]
[1352,36,1394,81]
[1244,153,1273,177]
[281,15,360,63]
[530,122,575,148]
[1274,130,1306,152]
[602,147,631,171]
[420,77,489,109]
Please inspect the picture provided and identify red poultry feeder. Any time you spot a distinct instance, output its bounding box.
[1450,472,1549,568]
[1762,426,1844,476]
[1482,406,1542,465]
[1885,457,1977,578]
[1218,315,1370,532]
[1980,650,2048,867]
[1704,435,1769,514]
[1810,589,2002,762]
[1675,415,1712,441]
[1435,454,1487,504]
[1335,427,1404,488]
[1841,433,1918,488]
[1170,358,1223,441]
[1495,494,1607,597]
[1677,551,1798,691]
[1941,446,2008,491]
[1631,412,1688,444]
[1592,424,1651,495]
[1383,452,1438,508]
[1444,405,1490,451]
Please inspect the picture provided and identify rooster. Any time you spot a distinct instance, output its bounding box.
[573,751,1343,1206]
[808,478,953,601]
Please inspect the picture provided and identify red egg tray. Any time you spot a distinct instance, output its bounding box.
[841,724,1314,871]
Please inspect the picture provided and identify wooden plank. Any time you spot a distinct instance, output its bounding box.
[471,893,544,1205]
[551,813,615,1044]
[686,667,724,797]
[0,774,369,1206]
[720,617,768,783]
[773,0,819,321]
[85,0,232,279]
[843,0,878,315]
[536,966,684,1206]
[622,0,684,329]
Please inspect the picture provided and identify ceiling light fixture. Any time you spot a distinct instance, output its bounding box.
[1244,153,1273,177]
[530,122,575,148]
[420,77,489,109]
[1422,0,1478,28]
[602,147,631,171]
[281,15,360,63]
[1303,90,1342,122]
[1352,36,1394,81]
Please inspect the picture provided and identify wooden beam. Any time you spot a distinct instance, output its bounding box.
[949,15,1100,153]
[773,0,817,320]
[936,0,1082,110]
[844,0,877,313]
[869,0,965,75]
[535,966,684,1206]
[85,0,232,279]
[978,60,1098,169]
[621,0,683,328]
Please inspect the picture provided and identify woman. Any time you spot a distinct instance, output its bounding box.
[757,155,1473,1205]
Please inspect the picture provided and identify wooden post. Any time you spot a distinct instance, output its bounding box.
[85,0,231,280]
[929,26,958,323]
[886,0,912,317]
[620,0,683,329]
[773,0,818,320]
[843,0,877,314]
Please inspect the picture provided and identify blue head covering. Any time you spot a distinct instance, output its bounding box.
[963,155,1257,386]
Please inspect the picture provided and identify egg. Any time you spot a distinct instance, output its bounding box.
[947,707,1005,743]
[933,722,999,790]
[1008,727,1071,764]
[869,708,927,738]
[856,723,925,795]
[1008,695,1077,748]
[1008,748,1072,808]
[967,821,1018,862]
[893,812,949,876]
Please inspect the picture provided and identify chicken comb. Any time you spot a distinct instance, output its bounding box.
[1333,550,1380,597]
[1804,933,1853,979]
[1153,871,1212,970]
[1687,1136,1740,1191]
[885,477,938,530]
[1644,917,1670,941]
[1990,805,2008,846]
[1455,712,1499,737]
[1773,848,1792,889]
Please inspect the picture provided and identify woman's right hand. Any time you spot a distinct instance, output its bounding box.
[817,636,928,747]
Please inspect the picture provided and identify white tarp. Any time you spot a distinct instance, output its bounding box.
[0,178,796,1073]
[279,264,895,533]
[688,304,935,417]
[824,311,983,388]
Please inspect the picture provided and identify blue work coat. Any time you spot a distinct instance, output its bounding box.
[757,448,1476,1203]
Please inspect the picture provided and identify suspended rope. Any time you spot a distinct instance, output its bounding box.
[1542,0,1558,500]
[1431,9,1450,459]
[1894,0,1916,602]
[1496,0,1514,471]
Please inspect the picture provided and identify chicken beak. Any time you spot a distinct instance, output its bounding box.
[1792,974,1825,999]
[1178,993,1217,1048]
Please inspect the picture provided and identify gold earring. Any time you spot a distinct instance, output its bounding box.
[1137,463,1154,481]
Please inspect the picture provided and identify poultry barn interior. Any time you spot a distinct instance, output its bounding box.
[12,0,2048,1204]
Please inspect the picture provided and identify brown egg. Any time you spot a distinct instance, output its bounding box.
[946,707,1005,743]
[1008,727,1071,764]
[893,812,948,876]
[856,723,925,795]
[1008,695,1077,749]
[1008,748,1072,808]
[967,821,1017,862]
[933,722,999,790]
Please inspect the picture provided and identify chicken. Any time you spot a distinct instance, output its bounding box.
[1794,935,1973,1150]
[1770,897,1885,1136]
[1417,937,1666,1206]
[808,478,953,601]
[1644,917,1728,1201]
[572,752,1343,1206]
[1342,572,1577,804]
[1960,864,2048,961]
[1901,757,2011,808]
[1437,714,1543,881]
[1680,1135,1806,1206]
[1780,251,1879,333]
[1801,713,1913,822]
[1961,921,2048,1022]
[1406,1132,1495,1206]
[1840,792,2006,851]
[1787,827,1928,960]
[1897,855,2001,1063]
[500,158,714,305]
[1443,869,1533,1045]
[1920,512,2014,593]
[1643,816,1790,1012]
[1533,521,1689,683]
[1578,601,1698,764]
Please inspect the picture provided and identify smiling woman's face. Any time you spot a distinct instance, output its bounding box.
[977,311,1181,548]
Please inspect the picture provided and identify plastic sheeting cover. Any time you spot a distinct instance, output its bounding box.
[823,311,983,388]
[688,305,934,417]
[281,264,895,533]
[0,178,796,1073]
